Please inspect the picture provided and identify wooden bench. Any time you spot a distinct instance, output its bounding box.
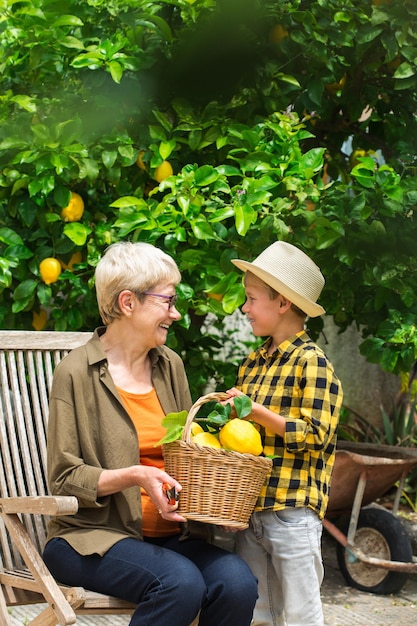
[0,331,144,624]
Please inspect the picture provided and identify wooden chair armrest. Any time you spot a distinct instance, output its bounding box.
[0,496,78,516]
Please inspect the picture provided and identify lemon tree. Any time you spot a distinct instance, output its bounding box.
[1,0,417,400]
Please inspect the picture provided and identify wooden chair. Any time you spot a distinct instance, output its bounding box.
[0,331,137,625]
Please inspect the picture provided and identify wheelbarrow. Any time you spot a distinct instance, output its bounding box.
[323,440,417,595]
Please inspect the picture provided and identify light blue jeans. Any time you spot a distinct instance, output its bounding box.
[236,507,324,626]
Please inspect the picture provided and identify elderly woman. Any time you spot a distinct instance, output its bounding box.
[43,241,257,626]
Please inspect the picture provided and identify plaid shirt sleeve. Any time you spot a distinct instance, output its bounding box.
[236,331,343,519]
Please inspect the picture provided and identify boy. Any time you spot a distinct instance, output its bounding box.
[227,240,343,626]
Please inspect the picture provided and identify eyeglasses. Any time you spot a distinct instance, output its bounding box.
[142,292,178,309]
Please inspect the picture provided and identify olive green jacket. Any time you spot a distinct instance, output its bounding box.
[46,328,192,556]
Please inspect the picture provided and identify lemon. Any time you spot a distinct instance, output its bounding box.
[207,292,223,302]
[269,24,289,45]
[325,74,346,96]
[219,419,263,456]
[349,149,367,169]
[136,150,147,171]
[191,423,204,436]
[60,251,82,271]
[39,258,62,285]
[61,192,84,222]
[32,308,48,331]
[154,160,173,183]
[193,432,222,449]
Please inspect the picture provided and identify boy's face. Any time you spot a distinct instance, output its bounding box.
[241,274,281,337]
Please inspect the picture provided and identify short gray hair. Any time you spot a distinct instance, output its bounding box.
[95,241,181,325]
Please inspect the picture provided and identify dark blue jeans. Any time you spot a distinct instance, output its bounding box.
[43,534,257,626]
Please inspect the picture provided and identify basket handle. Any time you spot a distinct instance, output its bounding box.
[182,392,230,444]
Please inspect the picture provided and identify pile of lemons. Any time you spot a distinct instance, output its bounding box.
[191,420,263,456]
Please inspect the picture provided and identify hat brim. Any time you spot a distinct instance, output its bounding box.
[232,259,325,318]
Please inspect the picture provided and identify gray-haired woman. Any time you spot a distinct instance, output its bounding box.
[43,241,257,626]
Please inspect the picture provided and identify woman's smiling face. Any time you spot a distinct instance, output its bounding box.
[135,283,181,348]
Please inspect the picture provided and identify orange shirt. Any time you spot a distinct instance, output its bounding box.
[117,386,180,538]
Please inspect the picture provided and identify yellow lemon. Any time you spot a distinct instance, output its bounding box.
[61,192,84,222]
[349,149,367,169]
[59,251,82,271]
[219,419,263,456]
[207,292,224,302]
[39,258,62,285]
[32,308,48,331]
[325,74,346,96]
[136,150,147,171]
[154,160,173,183]
[193,432,222,449]
[269,24,289,45]
[191,423,204,436]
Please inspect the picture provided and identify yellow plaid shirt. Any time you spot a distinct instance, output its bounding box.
[236,330,343,519]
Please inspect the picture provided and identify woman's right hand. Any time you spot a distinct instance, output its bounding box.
[98,464,186,520]
[138,465,186,522]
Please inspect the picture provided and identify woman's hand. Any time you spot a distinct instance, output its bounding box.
[140,466,186,522]
[97,465,186,522]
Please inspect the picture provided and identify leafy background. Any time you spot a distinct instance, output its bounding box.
[1,0,417,401]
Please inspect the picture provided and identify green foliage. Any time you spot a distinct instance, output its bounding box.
[1,0,417,398]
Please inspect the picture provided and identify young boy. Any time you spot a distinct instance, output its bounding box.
[227,240,343,626]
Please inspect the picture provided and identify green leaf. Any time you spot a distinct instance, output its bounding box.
[152,110,173,133]
[194,165,219,187]
[59,36,85,50]
[216,165,242,177]
[5,244,33,260]
[206,404,231,427]
[299,148,325,174]
[156,424,184,445]
[13,279,37,299]
[108,60,123,84]
[0,228,24,246]
[155,410,188,445]
[190,219,217,241]
[235,203,256,236]
[63,223,91,246]
[102,150,118,168]
[159,140,175,160]
[11,95,37,113]
[275,73,301,87]
[52,15,84,27]
[110,196,146,209]
[234,394,252,418]
[393,62,415,80]
[222,282,245,314]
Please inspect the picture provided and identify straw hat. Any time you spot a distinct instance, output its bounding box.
[232,241,325,317]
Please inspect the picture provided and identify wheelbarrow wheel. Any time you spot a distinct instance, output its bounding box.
[336,507,412,594]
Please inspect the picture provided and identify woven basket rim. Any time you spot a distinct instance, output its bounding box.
[163,438,273,468]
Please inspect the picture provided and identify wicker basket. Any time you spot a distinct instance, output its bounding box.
[162,392,273,530]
